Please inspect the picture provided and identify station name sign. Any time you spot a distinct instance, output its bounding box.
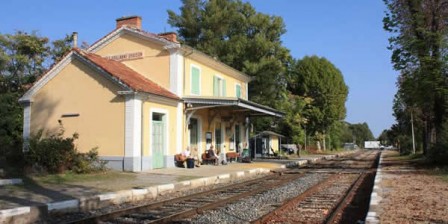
[105,51,143,61]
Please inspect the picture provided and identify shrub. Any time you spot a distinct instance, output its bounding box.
[72,147,107,174]
[25,129,107,174]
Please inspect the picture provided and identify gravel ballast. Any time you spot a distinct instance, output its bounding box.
[187,173,331,223]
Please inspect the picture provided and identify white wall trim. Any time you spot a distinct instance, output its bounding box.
[88,27,179,53]
[190,64,202,96]
[125,94,142,158]
[176,102,183,154]
[88,28,124,53]
[245,83,249,100]
[22,102,32,151]
[149,108,170,159]
[169,48,180,96]
[213,74,225,97]
[22,102,31,139]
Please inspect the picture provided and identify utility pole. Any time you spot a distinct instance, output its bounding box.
[411,110,416,154]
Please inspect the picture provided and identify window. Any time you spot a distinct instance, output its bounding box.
[236,84,241,98]
[213,76,226,97]
[191,66,200,95]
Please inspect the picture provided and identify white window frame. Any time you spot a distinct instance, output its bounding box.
[235,83,242,98]
[214,74,225,97]
[190,64,201,96]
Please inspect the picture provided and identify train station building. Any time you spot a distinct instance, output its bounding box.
[19,16,284,172]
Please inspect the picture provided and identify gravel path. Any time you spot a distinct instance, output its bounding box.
[186,173,331,223]
[378,151,448,223]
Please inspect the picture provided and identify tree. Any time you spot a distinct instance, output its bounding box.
[168,0,292,108]
[384,0,448,155]
[289,56,349,150]
[349,122,375,147]
[50,34,74,63]
[0,31,49,93]
[0,31,72,172]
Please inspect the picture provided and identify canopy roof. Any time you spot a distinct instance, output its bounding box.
[183,97,284,118]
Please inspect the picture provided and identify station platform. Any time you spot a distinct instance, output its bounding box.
[0,152,352,223]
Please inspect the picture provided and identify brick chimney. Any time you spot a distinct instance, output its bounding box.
[116,16,142,29]
[158,32,178,43]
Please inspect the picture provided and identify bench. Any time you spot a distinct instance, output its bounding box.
[201,153,217,165]
[226,152,240,163]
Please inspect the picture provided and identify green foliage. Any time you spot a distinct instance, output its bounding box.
[349,122,375,147]
[288,56,348,149]
[25,130,107,174]
[0,31,49,92]
[72,147,107,174]
[26,130,78,174]
[168,0,292,108]
[0,92,24,170]
[383,0,448,155]
[0,31,73,174]
[50,34,74,63]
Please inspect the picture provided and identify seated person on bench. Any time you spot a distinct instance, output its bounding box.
[206,145,219,165]
[190,147,201,167]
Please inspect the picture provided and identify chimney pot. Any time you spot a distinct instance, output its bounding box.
[72,32,78,48]
[116,16,142,29]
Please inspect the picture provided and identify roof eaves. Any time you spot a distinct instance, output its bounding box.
[88,27,179,53]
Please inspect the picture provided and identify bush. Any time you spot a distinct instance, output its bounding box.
[25,129,107,174]
[72,147,107,174]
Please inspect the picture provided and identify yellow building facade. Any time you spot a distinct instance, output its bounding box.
[20,16,283,171]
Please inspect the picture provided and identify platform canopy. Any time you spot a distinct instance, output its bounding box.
[183,97,285,118]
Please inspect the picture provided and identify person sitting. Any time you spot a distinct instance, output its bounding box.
[190,147,201,167]
[175,152,187,167]
[206,145,219,165]
[182,146,191,158]
[219,145,228,165]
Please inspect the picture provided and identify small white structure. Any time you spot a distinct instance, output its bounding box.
[364,141,380,149]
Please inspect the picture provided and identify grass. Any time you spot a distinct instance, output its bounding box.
[431,167,448,182]
[30,171,137,185]
[386,152,425,161]
[308,148,348,155]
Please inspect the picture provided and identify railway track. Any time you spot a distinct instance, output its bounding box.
[62,150,379,224]
[253,150,379,224]
[67,172,305,223]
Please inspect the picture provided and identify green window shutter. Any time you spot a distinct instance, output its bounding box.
[236,85,241,98]
[213,76,219,96]
[191,67,200,94]
[222,79,226,96]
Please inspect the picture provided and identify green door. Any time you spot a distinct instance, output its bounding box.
[190,118,198,150]
[152,114,165,169]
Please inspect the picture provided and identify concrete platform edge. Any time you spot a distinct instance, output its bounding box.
[365,151,383,224]
[0,152,353,223]
[0,167,270,223]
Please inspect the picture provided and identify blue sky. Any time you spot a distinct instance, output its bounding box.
[0,1,397,137]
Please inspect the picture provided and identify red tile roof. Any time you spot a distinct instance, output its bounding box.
[74,48,179,100]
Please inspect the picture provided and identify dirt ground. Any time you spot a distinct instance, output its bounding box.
[378,151,448,224]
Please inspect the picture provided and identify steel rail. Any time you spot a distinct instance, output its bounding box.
[67,172,304,224]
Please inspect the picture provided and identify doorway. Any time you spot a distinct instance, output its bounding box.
[152,112,165,169]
